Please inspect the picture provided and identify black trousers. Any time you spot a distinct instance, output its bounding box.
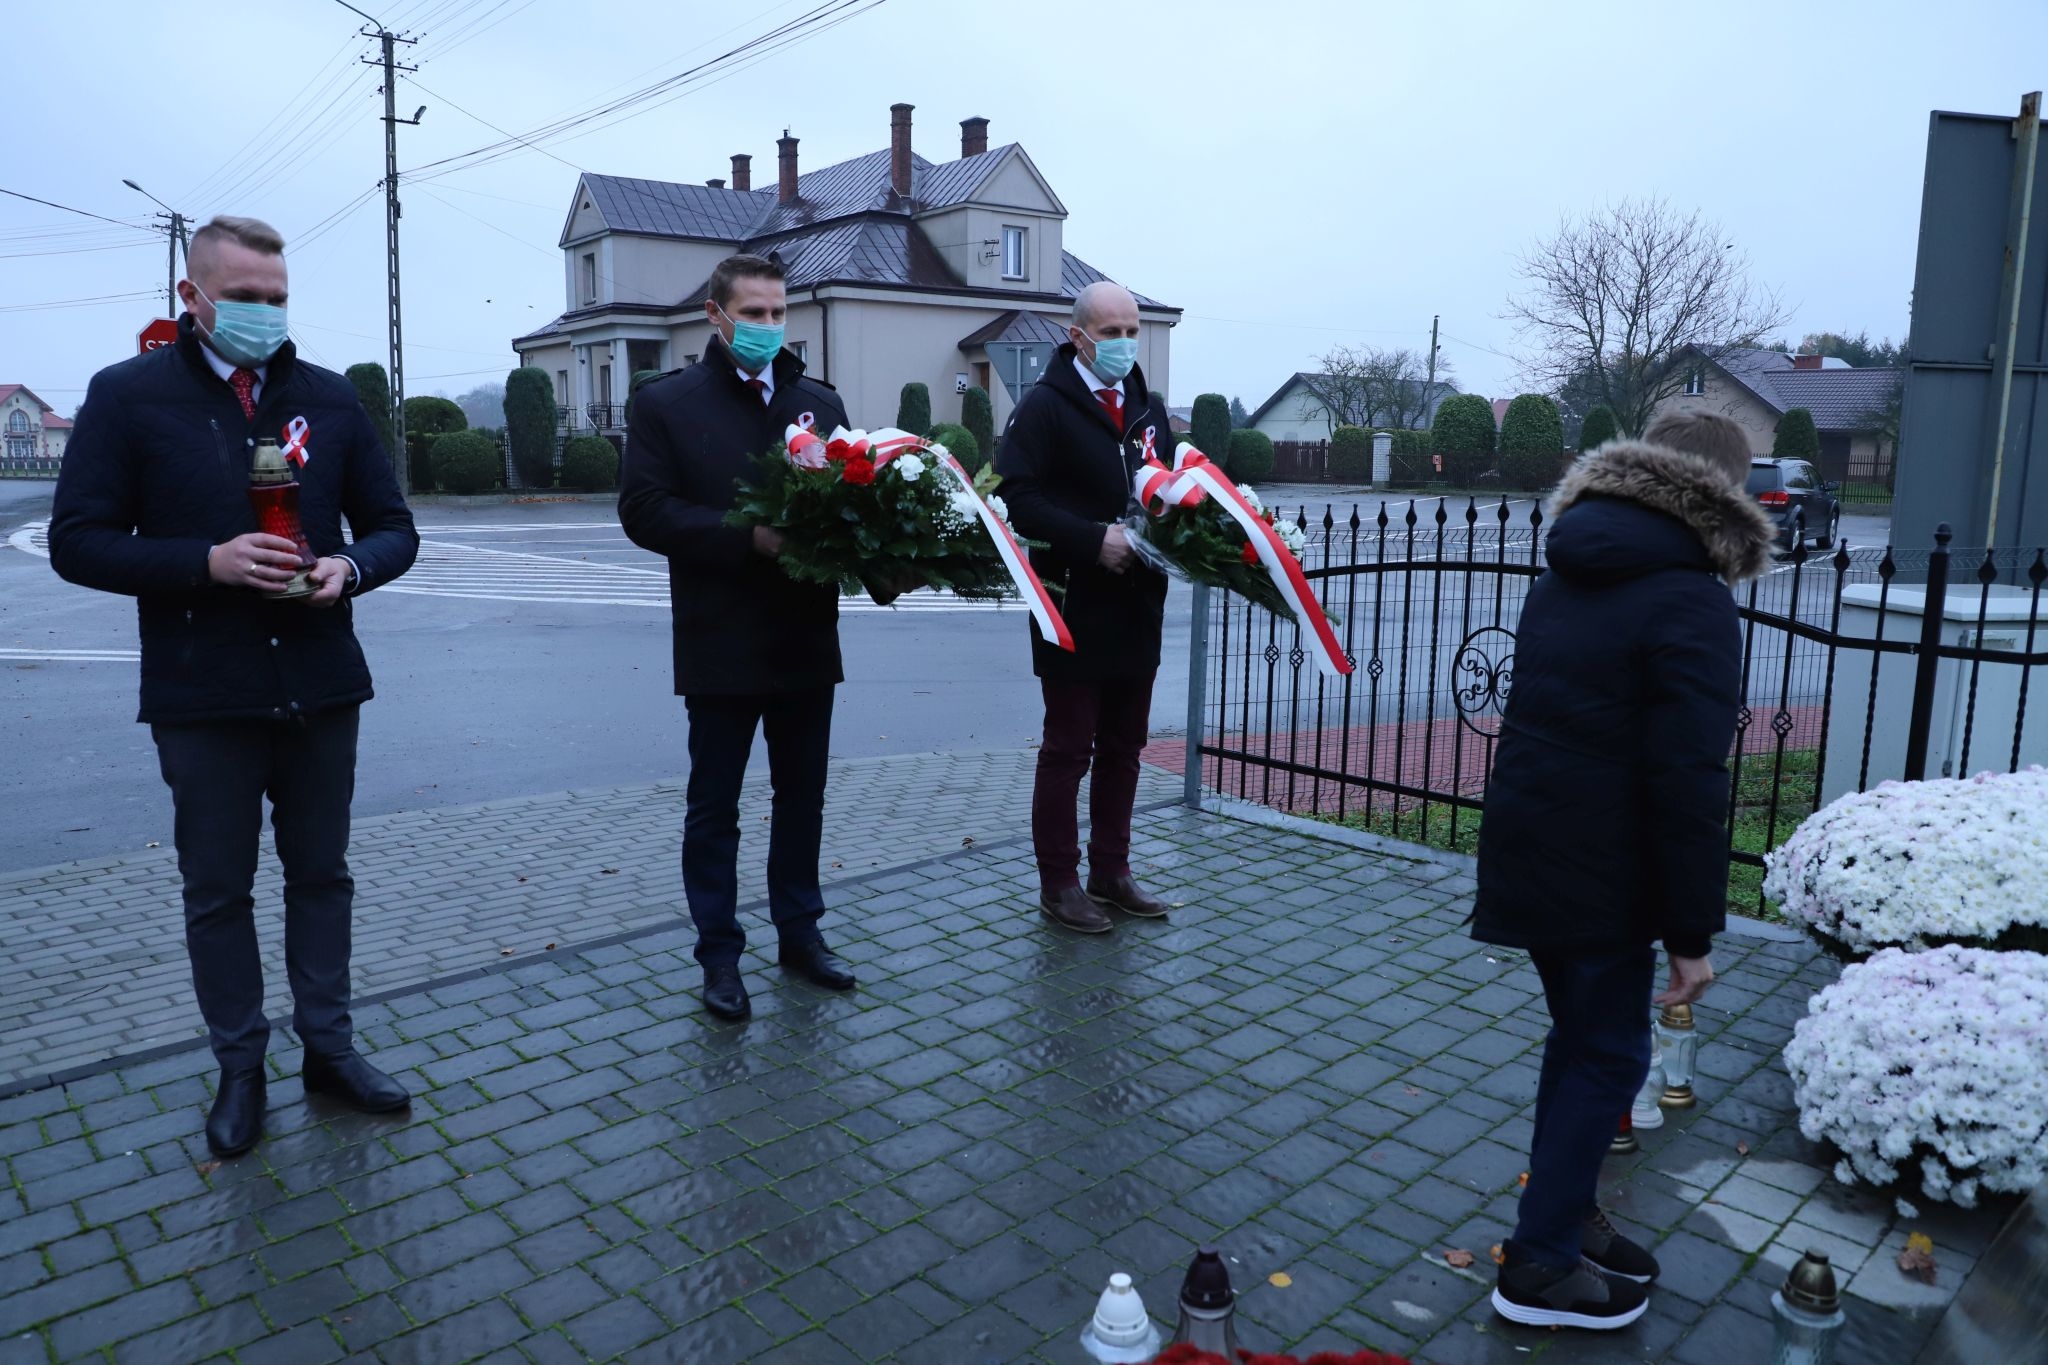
[151,707,360,1071]
[1512,944,1655,1267]
[682,688,833,968]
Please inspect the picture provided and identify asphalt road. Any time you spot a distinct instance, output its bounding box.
[0,479,1893,873]
[0,485,1196,872]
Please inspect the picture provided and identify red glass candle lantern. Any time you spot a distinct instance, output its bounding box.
[247,437,316,598]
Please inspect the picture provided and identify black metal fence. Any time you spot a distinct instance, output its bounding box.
[1183,498,2047,909]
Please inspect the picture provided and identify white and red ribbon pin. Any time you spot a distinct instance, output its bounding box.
[281,416,311,469]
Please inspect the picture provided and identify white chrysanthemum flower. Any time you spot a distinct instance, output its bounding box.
[1786,945,2048,1207]
[988,495,1009,523]
[892,453,927,482]
[1236,483,1264,513]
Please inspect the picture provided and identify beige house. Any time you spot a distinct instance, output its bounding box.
[1654,347,1900,485]
[0,385,70,476]
[511,106,1178,443]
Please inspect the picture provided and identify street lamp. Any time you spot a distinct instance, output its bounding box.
[123,179,188,320]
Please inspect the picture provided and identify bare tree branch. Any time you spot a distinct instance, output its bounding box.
[1506,197,1788,437]
[1305,345,1455,431]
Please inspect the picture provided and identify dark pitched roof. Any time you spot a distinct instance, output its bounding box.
[1689,345,1900,430]
[1247,373,1453,429]
[575,175,766,241]
[916,144,1042,210]
[1060,252,1168,310]
[957,309,1070,350]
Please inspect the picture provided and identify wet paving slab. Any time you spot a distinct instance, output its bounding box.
[0,802,2005,1362]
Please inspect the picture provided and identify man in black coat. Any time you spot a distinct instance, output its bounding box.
[620,253,856,1021]
[1471,412,1774,1331]
[49,215,419,1158]
[994,281,1175,934]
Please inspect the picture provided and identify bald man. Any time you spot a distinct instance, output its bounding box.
[994,282,1177,934]
[51,215,418,1158]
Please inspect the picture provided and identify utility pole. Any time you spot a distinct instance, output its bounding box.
[122,180,187,318]
[339,2,420,484]
[1425,314,1442,419]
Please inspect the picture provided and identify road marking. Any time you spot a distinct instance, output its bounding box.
[0,648,139,663]
[9,522,49,558]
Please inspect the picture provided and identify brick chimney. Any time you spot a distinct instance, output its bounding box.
[777,132,799,204]
[960,116,989,157]
[706,178,726,189]
[890,103,914,197]
[730,154,751,192]
[1792,354,1824,370]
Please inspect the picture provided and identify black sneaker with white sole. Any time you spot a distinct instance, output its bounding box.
[1492,1252,1649,1330]
[1581,1207,1660,1283]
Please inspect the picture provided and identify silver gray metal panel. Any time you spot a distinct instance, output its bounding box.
[1894,105,2048,550]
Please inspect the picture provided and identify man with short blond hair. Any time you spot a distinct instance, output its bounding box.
[51,213,418,1158]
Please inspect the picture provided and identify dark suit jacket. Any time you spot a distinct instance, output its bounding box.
[993,343,1170,680]
[618,336,852,695]
[49,317,417,724]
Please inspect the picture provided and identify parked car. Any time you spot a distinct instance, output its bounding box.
[1746,458,1840,553]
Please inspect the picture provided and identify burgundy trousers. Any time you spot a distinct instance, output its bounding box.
[1033,672,1156,892]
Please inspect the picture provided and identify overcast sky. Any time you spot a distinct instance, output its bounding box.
[5,0,2044,421]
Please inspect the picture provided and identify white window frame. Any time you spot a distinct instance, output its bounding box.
[1684,368,1705,397]
[581,252,598,305]
[1001,225,1027,281]
[790,340,808,363]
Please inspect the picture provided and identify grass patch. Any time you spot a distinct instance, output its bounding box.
[1315,747,1822,924]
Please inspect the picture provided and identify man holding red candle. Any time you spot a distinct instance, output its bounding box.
[49,215,418,1159]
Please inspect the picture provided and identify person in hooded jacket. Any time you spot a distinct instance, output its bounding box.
[994,281,1177,935]
[48,215,418,1159]
[619,253,856,1023]
[1472,411,1775,1331]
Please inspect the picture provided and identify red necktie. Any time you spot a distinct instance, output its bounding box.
[746,378,769,405]
[1095,387,1123,430]
[230,368,258,421]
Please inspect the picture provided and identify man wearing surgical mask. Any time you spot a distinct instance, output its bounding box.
[994,281,1177,935]
[49,215,418,1158]
[620,252,857,1022]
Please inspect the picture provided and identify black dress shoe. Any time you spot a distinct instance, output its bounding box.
[206,1067,266,1158]
[1086,873,1172,918]
[1040,886,1114,934]
[778,938,856,990]
[302,1049,411,1114]
[702,966,752,1020]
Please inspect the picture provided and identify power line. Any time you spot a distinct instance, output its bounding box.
[177,31,367,207]
[427,0,541,61]
[0,187,145,231]
[0,290,160,315]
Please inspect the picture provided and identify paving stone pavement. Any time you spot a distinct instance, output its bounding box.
[0,751,1180,1089]
[0,793,2005,1364]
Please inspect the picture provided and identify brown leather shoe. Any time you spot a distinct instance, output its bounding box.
[1040,886,1114,934]
[1086,873,1172,918]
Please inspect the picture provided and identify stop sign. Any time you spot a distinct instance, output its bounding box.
[138,318,179,354]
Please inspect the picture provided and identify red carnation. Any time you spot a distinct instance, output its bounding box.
[841,456,878,486]
[1241,541,1260,565]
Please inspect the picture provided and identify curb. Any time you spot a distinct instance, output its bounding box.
[407,491,616,508]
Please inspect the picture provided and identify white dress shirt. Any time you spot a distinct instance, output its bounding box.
[738,364,776,405]
[1073,356,1123,406]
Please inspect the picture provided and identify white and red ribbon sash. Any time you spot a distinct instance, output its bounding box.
[1135,432,1352,677]
[778,425,1075,651]
[282,416,311,469]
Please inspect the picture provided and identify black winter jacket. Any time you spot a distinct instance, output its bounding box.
[618,337,850,696]
[994,344,1171,681]
[1470,440,1776,959]
[48,318,417,725]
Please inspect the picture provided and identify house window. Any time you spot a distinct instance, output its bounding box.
[581,252,598,305]
[3,411,30,465]
[1684,368,1704,397]
[597,363,612,407]
[1001,226,1027,281]
[557,371,568,403]
[790,340,808,363]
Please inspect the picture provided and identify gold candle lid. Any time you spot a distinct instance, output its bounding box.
[1659,1001,1695,1029]
[1782,1250,1840,1313]
[250,438,292,484]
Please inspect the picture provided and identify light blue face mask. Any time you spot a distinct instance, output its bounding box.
[195,285,289,368]
[717,304,784,373]
[1084,334,1139,385]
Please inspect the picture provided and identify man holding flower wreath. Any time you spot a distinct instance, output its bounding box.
[995,281,1178,935]
[620,253,858,1021]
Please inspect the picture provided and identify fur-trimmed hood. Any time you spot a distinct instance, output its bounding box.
[1546,439,1776,584]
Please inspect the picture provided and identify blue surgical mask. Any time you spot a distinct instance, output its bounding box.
[717,304,784,372]
[195,285,289,367]
[1084,334,1139,384]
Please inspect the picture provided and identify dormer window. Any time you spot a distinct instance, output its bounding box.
[581,253,598,305]
[1001,226,1027,281]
